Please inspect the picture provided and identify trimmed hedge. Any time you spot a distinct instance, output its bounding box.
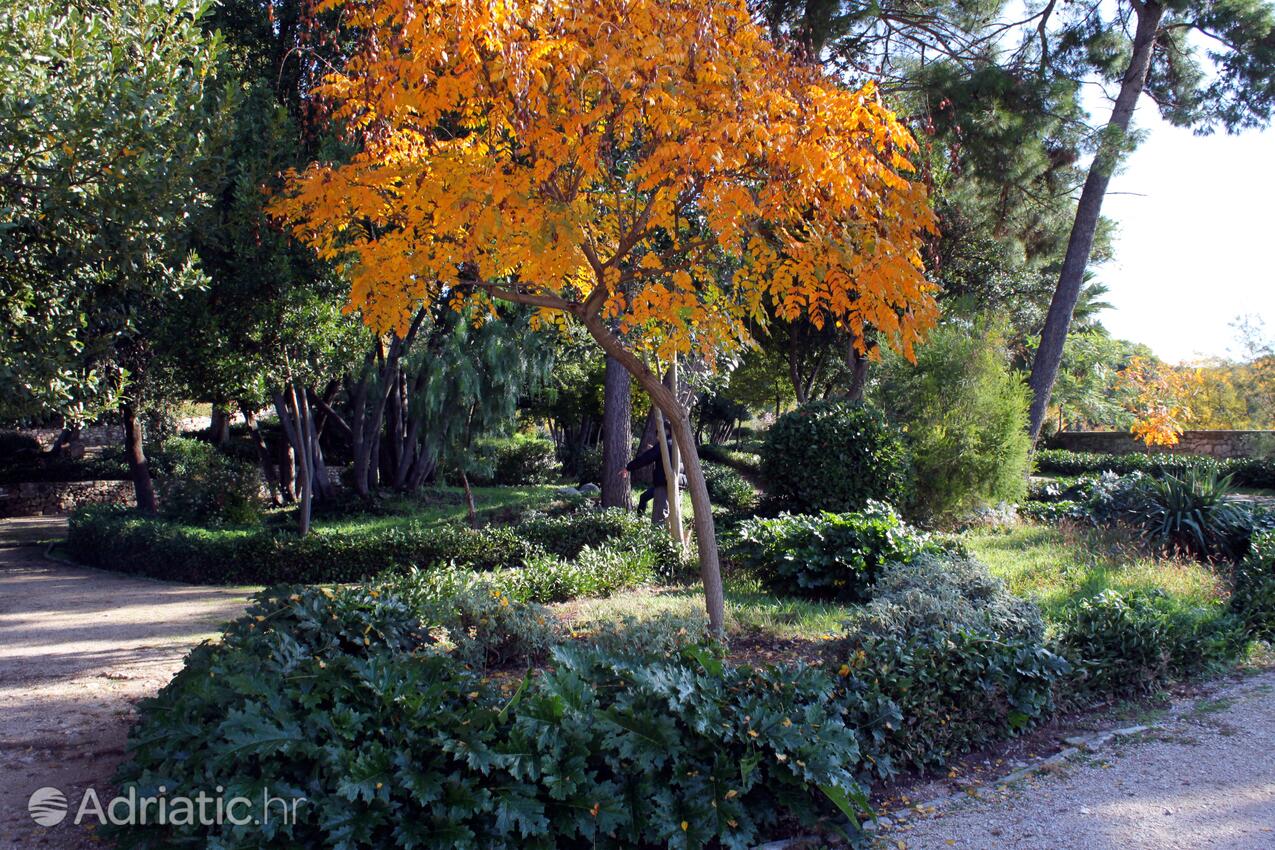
[760,401,913,514]
[66,505,687,587]
[1035,449,1275,489]
[108,586,870,850]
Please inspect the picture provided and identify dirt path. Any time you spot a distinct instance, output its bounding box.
[0,518,250,849]
[881,668,1275,849]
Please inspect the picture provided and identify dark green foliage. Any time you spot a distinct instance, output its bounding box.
[67,506,535,584]
[472,434,559,485]
[760,401,912,514]
[0,447,131,483]
[732,503,933,601]
[1034,449,1275,489]
[1053,589,1247,698]
[1231,530,1275,641]
[66,504,690,593]
[516,508,690,580]
[110,587,869,850]
[1127,471,1251,561]
[875,322,1032,519]
[701,461,759,513]
[832,554,1066,777]
[154,436,263,525]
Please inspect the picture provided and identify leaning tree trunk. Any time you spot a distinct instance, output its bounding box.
[601,355,632,509]
[121,402,158,515]
[580,311,725,634]
[1026,0,1164,443]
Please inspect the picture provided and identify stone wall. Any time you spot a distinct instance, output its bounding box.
[0,480,135,517]
[1051,430,1275,460]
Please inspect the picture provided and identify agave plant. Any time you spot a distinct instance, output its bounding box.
[1128,470,1250,562]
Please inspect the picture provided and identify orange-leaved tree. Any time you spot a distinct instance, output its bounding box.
[269,0,938,632]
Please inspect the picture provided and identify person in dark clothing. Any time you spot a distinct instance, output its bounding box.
[619,432,677,525]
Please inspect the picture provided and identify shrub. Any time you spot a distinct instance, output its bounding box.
[110,587,869,850]
[516,507,690,580]
[1126,471,1251,561]
[67,506,536,584]
[701,460,758,513]
[760,401,912,514]
[1053,588,1246,698]
[1035,449,1275,490]
[831,553,1066,776]
[875,322,1032,519]
[732,503,932,601]
[495,544,657,603]
[473,434,559,485]
[1231,530,1275,641]
[153,436,263,524]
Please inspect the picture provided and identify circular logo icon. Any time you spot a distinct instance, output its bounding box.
[28,787,68,827]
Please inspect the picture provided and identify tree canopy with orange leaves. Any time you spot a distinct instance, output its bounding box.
[270,0,939,631]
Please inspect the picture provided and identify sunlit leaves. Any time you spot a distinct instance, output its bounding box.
[271,0,939,365]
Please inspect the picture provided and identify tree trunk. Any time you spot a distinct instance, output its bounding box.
[579,311,725,634]
[460,468,479,529]
[846,339,869,402]
[121,403,158,515]
[209,404,231,446]
[1026,0,1164,443]
[601,355,632,509]
[242,406,282,506]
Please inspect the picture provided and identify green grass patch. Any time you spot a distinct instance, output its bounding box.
[963,523,1224,622]
[557,575,849,641]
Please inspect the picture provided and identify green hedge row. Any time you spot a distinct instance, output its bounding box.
[1035,449,1275,489]
[66,506,687,587]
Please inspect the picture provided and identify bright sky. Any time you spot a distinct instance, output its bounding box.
[1095,101,1275,364]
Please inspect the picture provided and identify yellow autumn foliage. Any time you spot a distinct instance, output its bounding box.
[269,0,938,365]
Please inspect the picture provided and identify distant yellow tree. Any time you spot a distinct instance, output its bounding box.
[1120,357,1204,447]
[270,0,938,631]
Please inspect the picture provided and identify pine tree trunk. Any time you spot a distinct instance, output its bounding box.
[121,403,158,515]
[601,355,632,508]
[1026,0,1164,443]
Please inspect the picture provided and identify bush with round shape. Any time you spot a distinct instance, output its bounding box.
[732,502,932,601]
[830,553,1066,777]
[760,401,912,515]
[154,436,263,525]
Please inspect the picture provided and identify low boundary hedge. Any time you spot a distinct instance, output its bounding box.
[66,505,686,586]
[1035,449,1275,489]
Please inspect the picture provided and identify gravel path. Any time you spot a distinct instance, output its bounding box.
[881,669,1275,849]
[0,518,250,849]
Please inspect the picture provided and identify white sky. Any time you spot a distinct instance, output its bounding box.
[1094,101,1275,364]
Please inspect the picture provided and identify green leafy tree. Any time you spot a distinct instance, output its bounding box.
[0,0,225,511]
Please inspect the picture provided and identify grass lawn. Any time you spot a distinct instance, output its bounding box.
[963,522,1226,621]
[557,575,847,642]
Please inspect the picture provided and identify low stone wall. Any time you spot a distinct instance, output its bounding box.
[1051,430,1275,460]
[0,479,135,517]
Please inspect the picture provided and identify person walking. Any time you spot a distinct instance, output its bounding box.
[618,430,678,525]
